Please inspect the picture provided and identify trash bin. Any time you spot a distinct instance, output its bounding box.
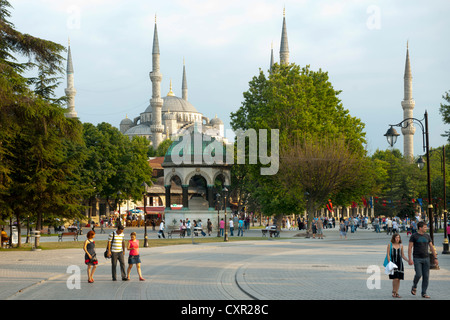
[30,230,41,251]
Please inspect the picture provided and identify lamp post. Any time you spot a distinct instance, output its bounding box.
[223,187,229,242]
[216,193,221,237]
[141,182,149,247]
[117,191,122,226]
[384,111,438,269]
[438,146,448,254]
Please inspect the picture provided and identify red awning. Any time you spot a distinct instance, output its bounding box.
[137,206,165,213]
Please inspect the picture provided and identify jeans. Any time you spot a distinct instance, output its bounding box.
[238,227,243,236]
[229,227,234,236]
[111,251,126,280]
[413,257,430,295]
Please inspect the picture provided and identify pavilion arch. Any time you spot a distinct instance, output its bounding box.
[184,169,213,186]
[212,170,231,187]
[164,170,184,187]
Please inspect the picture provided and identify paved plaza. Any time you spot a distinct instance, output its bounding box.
[1,226,449,304]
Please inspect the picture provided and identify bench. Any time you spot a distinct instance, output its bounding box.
[261,229,280,237]
[167,229,185,239]
[58,232,78,242]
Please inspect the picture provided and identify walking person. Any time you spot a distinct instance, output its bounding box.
[127,232,145,281]
[386,218,393,235]
[107,225,127,281]
[408,221,439,298]
[316,217,324,239]
[229,219,234,236]
[237,217,244,237]
[207,218,212,236]
[100,219,105,233]
[387,234,408,298]
[158,220,165,238]
[339,220,347,239]
[219,218,225,236]
[83,230,98,283]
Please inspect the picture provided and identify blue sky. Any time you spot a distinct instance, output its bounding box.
[8,0,450,156]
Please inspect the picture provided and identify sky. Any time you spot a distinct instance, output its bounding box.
[7,0,450,157]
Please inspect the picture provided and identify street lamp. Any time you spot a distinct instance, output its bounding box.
[216,193,221,237]
[117,191,122,224]
[223,187,229,242]
[141,182,149,247]
[416,156,425,170]
[384,126,400,147]
[384,110,438,268]
[436,146,448,254]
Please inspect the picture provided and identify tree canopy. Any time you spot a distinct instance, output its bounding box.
[230,63,372,224]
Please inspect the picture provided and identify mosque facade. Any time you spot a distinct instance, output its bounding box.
[118,18,225,149]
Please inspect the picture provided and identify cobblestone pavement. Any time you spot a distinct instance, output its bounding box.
[1,227,449,303]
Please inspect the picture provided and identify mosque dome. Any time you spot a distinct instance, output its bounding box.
[120,116,133,125]
[124,124,152,136]
[209,115,223,125]
[162,95,199,113]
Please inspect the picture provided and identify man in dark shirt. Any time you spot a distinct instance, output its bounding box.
[408,221,438,298]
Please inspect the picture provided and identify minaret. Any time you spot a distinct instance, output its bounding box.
[269,42,274,73]
[401,41,415,160]
[150,16,164,148]
[64,39,78,118]
[182,58,188,101]
[279,8,289,65]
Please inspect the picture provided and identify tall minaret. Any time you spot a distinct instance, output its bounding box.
[64,39,78,118]
[279,8,289,65]
[401,41,415,160]
[269,42,274,73]
[182,58,188,101]
[150,16,164,148]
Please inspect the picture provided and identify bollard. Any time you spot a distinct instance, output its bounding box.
[30,230,41,251]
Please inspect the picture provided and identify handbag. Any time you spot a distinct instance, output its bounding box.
[104,231,115,259]
[383,243,392,267]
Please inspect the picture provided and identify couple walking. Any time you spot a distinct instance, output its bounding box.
[83,225,145,283]
[385,221,438,298]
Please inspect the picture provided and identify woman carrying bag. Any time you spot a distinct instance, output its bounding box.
[387,233,408,298]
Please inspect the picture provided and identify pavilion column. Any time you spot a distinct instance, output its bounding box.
[207,185,214,209]
[182,185,189,209]
[165,185,171,209]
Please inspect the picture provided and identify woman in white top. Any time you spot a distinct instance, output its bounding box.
[158,220,165,238]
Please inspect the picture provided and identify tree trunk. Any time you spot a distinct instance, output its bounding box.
[15,211,21,247]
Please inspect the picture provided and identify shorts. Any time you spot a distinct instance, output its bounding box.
[128,255,141,265]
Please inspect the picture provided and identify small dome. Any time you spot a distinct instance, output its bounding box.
[124,124,152,136]
[210,115,223,125]
[120,116,133,125]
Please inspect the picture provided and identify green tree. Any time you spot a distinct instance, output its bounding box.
[230,63,369,225]
[81,123,153,214]
[439,90,450,141]
[370,149,425,218]
[148,138,173,157]
[0,0,86,242]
